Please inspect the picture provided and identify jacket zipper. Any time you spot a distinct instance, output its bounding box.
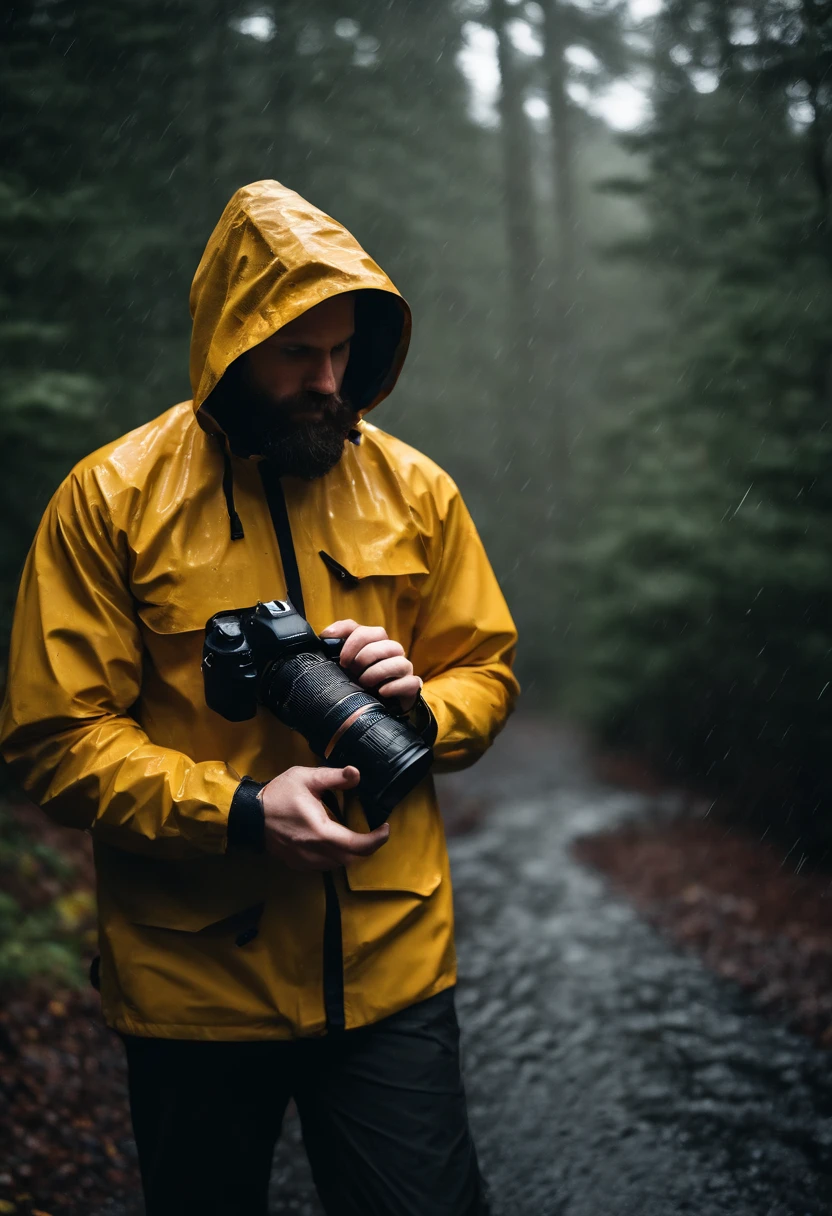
[258,463,346,1033]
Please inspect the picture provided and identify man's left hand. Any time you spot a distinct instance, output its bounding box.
[320,620,422,712]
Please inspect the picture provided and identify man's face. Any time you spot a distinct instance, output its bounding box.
[246,293,355,407]
[211,293,358,478]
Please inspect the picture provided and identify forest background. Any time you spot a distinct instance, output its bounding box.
[3,0,832,981]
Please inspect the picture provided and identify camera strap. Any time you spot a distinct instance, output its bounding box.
[258,461,346,1033]
[258,464,306,617]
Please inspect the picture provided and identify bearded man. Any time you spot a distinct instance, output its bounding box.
[0,181,519,1216]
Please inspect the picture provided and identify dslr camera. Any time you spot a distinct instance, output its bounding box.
[202,600,433,829]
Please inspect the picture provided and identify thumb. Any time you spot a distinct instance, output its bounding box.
[308,764,361,793]
[323,818,391,858]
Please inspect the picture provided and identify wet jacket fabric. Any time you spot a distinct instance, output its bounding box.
[0,180,519,1040]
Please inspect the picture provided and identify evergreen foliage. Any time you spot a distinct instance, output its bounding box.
[0,4,105,636]
[571,1,832,829]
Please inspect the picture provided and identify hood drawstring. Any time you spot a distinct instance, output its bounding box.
[220,445,245,541]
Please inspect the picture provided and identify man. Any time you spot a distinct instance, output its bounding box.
[0,180,519,1215]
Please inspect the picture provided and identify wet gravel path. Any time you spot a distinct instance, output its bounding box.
[271,718,832,1214]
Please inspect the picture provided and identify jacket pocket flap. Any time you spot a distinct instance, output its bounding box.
[343,862,442,897]
[341,791,443,897]
[318,536,430,583]
[136,598,211,636]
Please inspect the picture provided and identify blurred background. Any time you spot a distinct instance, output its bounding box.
[4,2,832,1213]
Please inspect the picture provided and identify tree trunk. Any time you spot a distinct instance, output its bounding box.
[541,0,574,486]
[490,0,541,383]
[201,0,231,222]
[801,0,831,249]
[490,0,566,664]
[710,0,734,73]
[542,0,575,320]
[267,1,300,183]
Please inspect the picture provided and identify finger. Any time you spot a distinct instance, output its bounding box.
[340,627,389,667]
[358,657,412,689]
[320,619,358,639]
[338,625,388,667]
[320,819,390,857]
[349,639,405,673]
[306,764,361,794]
[377,676,422,705]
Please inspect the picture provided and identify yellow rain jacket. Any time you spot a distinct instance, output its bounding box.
[0,181,519,1040]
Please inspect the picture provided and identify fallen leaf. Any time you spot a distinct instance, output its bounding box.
[54,888,95,930]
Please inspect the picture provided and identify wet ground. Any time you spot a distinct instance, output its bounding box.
[4,716,832,1214]
[271,718,832,1215]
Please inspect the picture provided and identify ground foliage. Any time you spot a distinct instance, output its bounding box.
[0,804,94,989]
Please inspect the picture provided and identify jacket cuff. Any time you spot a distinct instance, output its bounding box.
[227,777,266,852]
[406,693,438,748]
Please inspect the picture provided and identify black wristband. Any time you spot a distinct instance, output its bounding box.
[227,777,266,852]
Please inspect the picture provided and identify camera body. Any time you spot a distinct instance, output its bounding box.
[202,600,433,828]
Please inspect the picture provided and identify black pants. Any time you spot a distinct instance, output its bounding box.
[122,987,487,1216]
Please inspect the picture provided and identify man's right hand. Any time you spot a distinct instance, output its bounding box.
[259,764,389,871]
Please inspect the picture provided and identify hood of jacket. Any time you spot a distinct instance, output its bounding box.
[189,180,411,434]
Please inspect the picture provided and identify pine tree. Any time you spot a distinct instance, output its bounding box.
[572,0,832,834]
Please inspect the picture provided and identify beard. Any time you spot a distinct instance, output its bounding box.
[253,389,357,480]
[207,363,358,480]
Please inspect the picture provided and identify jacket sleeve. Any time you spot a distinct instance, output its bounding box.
[407,478,520,773]
[0,470,242,859]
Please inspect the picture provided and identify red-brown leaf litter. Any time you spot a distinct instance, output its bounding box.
[0,986,138,1216]
[573,779,832,1047]
[0,803,139,1216]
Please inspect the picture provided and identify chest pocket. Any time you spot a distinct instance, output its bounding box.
[320,528,430,580]
[134,575,264,638]
[312,533,430,640]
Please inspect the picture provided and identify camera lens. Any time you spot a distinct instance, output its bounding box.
[327,707,433,825]
[260,652,432,824]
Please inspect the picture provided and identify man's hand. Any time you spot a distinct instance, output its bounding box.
[260,764,389,870]
[320,620,422,712]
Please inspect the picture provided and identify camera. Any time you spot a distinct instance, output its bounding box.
[202,600,433,828]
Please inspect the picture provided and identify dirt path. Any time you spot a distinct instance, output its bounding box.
[273,716,832,1214]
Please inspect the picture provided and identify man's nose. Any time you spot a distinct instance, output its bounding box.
[305,354,338,397]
